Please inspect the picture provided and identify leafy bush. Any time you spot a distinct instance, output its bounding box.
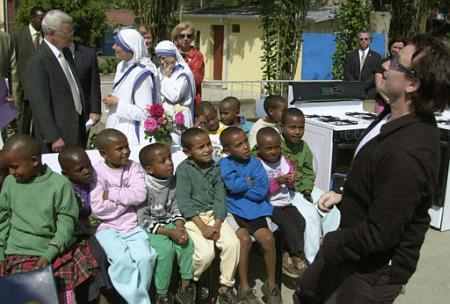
[98,56,120,74]
[332,1,372,80]
[15,0,108,47]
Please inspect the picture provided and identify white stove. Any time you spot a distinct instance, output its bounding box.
[435,109,450,130]
[288,81,374,190]
[288,81,450,231]
[429,108,450,231]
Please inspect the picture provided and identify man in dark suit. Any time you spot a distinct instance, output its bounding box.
[12,6,46,135]
[0,31,16,80]
[343,31,381,99]
[0,31,19,144]
[69,42,102,144]
[26,10,86,152]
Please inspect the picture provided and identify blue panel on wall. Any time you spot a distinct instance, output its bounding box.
[302,33,386,80]
[101,27,115,56]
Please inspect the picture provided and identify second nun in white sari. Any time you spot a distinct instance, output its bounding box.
[103,29,159,147]
[155,40,195,147]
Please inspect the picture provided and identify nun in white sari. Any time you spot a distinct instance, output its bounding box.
[102,29,160,147]
[154,40,195,146]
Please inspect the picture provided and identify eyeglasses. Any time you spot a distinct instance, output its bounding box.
[359,38,370,41]
[389,54,416,77]
[178,34,193,39]
[56,29,74,37]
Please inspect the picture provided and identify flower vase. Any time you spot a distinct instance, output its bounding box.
[153,135,172,146]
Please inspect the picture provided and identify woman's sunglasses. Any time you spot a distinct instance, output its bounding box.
[178,34,193,39]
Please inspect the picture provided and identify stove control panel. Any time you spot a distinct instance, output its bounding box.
[289,81,366,103]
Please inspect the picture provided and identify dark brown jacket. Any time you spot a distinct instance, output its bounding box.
[322,110,440,284]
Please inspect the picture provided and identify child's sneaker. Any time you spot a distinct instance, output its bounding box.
[282,257,302,278]
[175,285,196,304]
[157,293,174,304]
[218,287,245,304]
[238,289,262,304]
[261,281,282,304]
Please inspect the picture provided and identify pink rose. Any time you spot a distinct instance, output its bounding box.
[157,117,167,125]
[144,117,158,132]
[149,103,164,117]
[174,112,185,125]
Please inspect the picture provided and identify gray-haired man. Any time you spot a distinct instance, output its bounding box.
[26,10,86,152]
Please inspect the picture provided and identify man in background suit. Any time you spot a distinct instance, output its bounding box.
[0,31,17,80]
[26,10,85,152]
[0,31,18,147]
[11,6,46,135]
[343,31,381,99]
[69,42,102,145]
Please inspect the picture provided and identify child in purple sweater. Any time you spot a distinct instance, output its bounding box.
[90,129,156,304]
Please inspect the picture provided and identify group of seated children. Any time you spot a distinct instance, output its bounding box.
[0,94,340,304]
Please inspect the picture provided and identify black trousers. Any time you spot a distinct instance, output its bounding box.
[271,205,306,256]
[295,248,402,304]
[335,266,402,304]
[17,99,33,135]
[42,114,87,152]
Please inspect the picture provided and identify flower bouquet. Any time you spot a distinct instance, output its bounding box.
[144,103,186,145]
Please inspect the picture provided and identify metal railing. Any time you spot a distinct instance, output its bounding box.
[201,80,293,103]
[100,79,293,102]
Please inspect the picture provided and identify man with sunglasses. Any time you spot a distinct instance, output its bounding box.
[171,22,205,105]
[295,34,450,304]
[343,31,381,99]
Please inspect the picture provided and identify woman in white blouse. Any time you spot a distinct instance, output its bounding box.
[102,29,159,147]
[154,40,195,146]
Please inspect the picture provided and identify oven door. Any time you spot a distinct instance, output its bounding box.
[436,130,449,207]
[331,142,356,177]
[331,129,364,178]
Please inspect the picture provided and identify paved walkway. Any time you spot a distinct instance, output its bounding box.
[269,229,450,304]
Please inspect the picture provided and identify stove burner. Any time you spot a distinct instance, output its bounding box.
[305,114,359,125]
[345,112,377,120]
[330,119,359,126]
[317,115,341,122]
[436,119,450,125]
[305,114,320,118]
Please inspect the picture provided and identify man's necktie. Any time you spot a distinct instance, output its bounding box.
[59,53,82,115]
[359,52,366,79]
[33,33,40,49]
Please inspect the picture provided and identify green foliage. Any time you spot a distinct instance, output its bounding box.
[15,0,108,47]
[390,0,429,38]
[87,134,97,150]
[332,0,372,80]
[260,0,310,95]
[98,56,120,74]
[126,0,182,42]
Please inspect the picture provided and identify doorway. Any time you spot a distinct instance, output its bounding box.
[212,25,224,80]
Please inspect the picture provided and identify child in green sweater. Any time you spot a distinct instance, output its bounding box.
[0,135,97,303]
[280,108,341,264]
[176,128,242,304]
[0,150,7,189]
